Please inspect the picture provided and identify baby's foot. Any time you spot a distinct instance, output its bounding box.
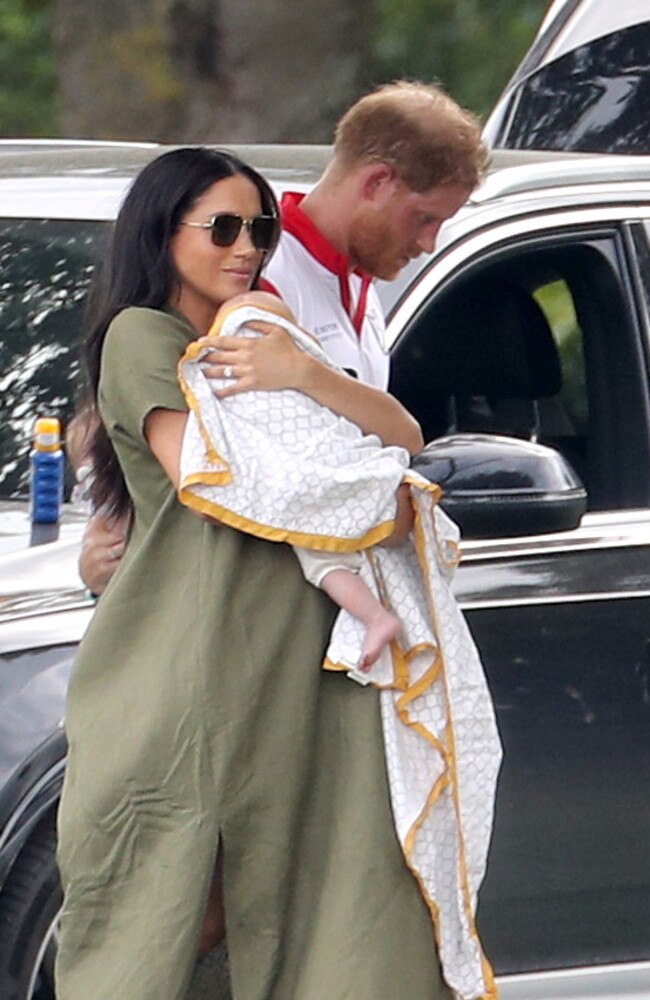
[360,610,401,671]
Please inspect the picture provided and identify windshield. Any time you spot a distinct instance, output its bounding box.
[0,219,109,498]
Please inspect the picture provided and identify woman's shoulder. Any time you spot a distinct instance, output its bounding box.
[99,306,193,418]
[104,307,196,358]
[109,306,194,338]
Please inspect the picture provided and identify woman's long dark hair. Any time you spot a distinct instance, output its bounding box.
[84,146,280,520]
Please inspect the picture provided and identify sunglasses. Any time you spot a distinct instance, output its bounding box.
[181,212,279,252]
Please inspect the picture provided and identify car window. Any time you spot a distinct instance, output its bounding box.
[497,22,650,153]
[390,229,650,513]
[0,219,109,499]
[534,279,588,439]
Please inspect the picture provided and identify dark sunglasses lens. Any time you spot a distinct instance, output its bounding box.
[250,216,278,251]
[210,214,242,247]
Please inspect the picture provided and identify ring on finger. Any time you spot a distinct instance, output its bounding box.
[223,365,234,379]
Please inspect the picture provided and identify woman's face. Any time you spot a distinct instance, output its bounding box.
[169,173,265,331]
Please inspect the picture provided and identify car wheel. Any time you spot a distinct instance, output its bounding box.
[0,813,61,1000]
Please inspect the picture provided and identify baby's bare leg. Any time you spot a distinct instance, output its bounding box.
[320,568,400,670]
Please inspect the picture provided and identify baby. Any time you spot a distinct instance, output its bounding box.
[190,290,403,673]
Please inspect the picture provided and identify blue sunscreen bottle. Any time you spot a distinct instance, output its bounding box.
[30,417,64,524]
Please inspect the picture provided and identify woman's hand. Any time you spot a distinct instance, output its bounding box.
[199,322,308,397]
[79,512,130,595]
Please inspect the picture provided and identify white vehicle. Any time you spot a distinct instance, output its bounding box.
[1,139,650,1000]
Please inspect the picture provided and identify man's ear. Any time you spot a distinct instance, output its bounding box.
[359,162,397,202]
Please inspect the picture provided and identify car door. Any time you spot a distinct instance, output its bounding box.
[388,206,650,978]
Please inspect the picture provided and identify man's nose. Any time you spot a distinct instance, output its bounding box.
[416,223,441,255]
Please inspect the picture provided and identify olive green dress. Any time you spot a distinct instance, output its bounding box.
[56,307,452,1000]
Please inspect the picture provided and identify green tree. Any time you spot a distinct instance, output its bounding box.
[0,0,59,136]
[373,0,548,118]
[0,0,551,141]
[53,0,373,142]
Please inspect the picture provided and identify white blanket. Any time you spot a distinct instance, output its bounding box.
[178,303,503,1000]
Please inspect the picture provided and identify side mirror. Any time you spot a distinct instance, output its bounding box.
[412,433,587,539]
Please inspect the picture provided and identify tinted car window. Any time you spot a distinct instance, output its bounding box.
[534,278,588,438]
[0,219,108,498]
[390,231,650,511]
[496,22,650,153]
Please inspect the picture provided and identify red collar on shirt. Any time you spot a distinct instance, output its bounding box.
[279,191,371,336]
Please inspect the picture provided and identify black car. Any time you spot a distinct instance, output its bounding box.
[1,141,650,1000]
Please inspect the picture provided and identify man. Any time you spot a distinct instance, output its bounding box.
[264,80,485,388]
[79,79,486,595]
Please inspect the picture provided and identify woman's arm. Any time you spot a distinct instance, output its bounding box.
[144,408,187,487]
[80,409,186,593]
[200,323,424,456]
[144,405,413,546]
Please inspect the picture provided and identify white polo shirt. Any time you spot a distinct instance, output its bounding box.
[263,192,389,390]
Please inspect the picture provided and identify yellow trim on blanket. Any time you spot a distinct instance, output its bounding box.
[321,657,394,688]
[402,851,498,1000]
[177,486,396,552]
[411,497,498,1000]
[322,658,347,673]
[322,640,434,693]
[182,471,231,488]
[397,645,442,708]
[404,770,450,856]
[403,470,442,499]
[404,472,462,569]
[390,637,410,691]
[178,363,231,470]
[391,644,451,819]
[404,641,436,662]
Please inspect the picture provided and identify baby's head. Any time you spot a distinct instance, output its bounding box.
[215,290,295,324]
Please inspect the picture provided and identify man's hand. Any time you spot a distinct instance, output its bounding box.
[79,512,129,595]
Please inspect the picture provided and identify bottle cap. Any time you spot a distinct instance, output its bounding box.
[34,417,61,452]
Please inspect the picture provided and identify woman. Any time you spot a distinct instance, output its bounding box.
[56,147,452,1000]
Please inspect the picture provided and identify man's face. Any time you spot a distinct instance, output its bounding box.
[349,179,471,281]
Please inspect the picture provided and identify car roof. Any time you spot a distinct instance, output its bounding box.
[0,139,332,178]
[531,0,648,72]
[1,140,649,217]
[475,150,650,202]
[0,140,332,220]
